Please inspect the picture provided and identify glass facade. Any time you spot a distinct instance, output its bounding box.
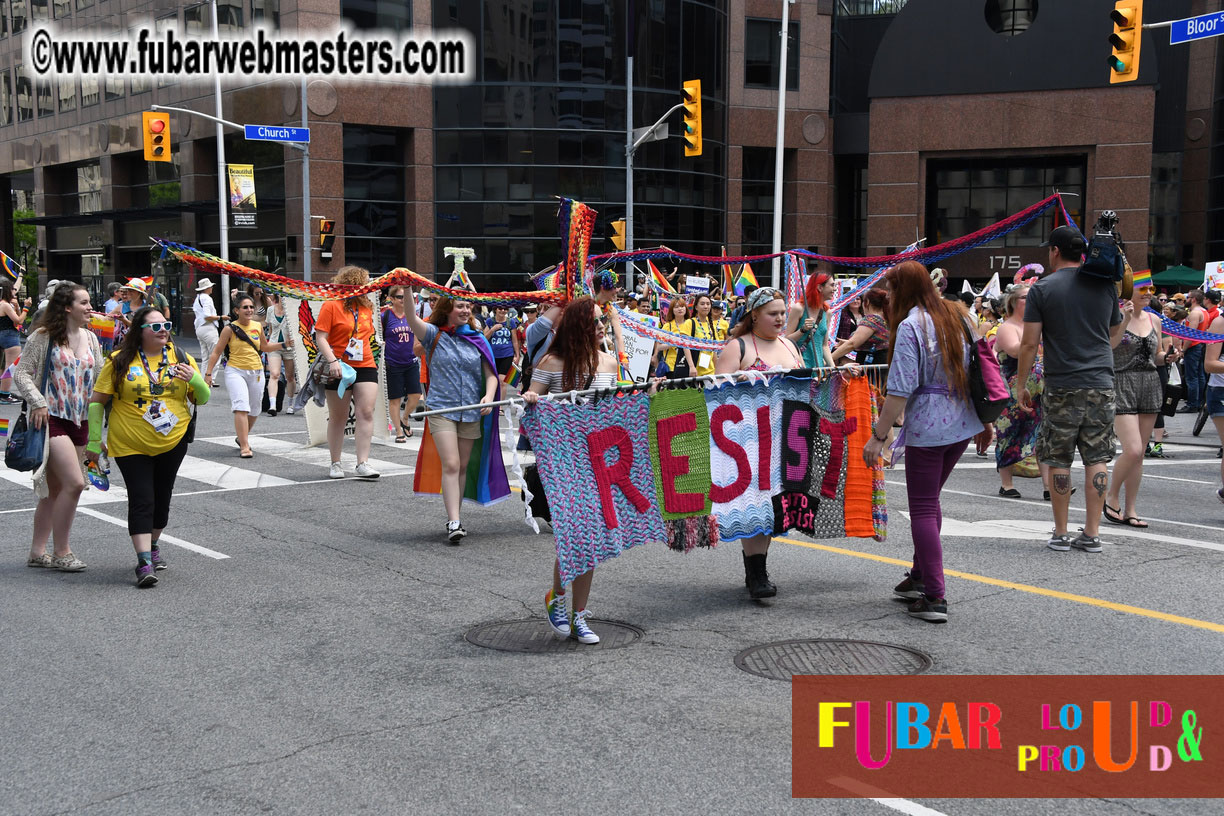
[1149,152,1181,273]
[925,157,1086,247]
[744,19,799,90]
[343,125,406,274]
[431,0,726,285]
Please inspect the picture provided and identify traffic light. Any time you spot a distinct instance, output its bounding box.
[1108,2,1143,84]
[610,219,626,251]
[142,111,171,162]
[319,218,336,258]
[682,79,702,157]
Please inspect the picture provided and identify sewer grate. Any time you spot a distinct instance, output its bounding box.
[734,639,932,681]
[465,619,644,653]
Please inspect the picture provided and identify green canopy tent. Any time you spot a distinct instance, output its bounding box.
[1152,265,1204,287]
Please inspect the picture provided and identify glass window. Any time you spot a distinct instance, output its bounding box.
[251,0,278,26]
[57,76,75,112]
[342,0,408,30]
[80,75,98,107]
[77,162,102,214]
[838,0,909,14]
[744,18,798,90]
[30,0,47,22]
[104,74,124,100]
[11,0,26,34]
[925,156,1087,247]
[0,1,8,37]
[15,64,31,121]
[185,3,206,35]
[52,0,68,18]
[343,125,406,270]
[75,0,91,9]
[36,77,52,117]
[0,70,10,125]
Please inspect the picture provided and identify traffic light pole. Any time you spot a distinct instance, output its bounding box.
[770,0,794,289]
[210,0,230,317]
[624,95,686,294]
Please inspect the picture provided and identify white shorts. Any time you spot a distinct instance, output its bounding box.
[224,366,264,415]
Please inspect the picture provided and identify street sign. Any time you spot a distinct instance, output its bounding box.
[1169,11,1224,45]
[243,124,310,143]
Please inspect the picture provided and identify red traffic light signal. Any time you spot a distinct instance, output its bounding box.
[319,218,336,257]
[142,111,171,162]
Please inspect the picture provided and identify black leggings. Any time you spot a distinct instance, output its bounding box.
[114,436,190,536]
[1155,364,1169,430]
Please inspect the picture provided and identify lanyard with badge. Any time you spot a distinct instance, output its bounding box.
[138,347,179,435]
[344,308,364,361]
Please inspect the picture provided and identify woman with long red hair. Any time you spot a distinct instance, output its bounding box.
[786,271,836,369]
[523,297,621,644]
[862,261,988,623]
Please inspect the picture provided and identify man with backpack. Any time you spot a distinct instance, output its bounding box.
[1015,225,1126,553]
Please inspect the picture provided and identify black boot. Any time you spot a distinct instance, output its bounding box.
[743,553,777,600]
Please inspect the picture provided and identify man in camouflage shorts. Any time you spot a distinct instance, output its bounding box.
[1015,226,1126,553]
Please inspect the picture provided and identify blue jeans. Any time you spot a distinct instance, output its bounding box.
[1184,344,1206,410]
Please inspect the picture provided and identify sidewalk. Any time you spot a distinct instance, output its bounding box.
[1161,410,1220,449]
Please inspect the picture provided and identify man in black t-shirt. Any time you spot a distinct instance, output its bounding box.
[1015,226,1126,553]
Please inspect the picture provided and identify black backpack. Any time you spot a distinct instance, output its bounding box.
[1080,229,1126,282]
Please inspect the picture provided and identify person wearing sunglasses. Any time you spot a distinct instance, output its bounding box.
[382,285,422,442]
[87,306,211,587]
[203,292,285,458]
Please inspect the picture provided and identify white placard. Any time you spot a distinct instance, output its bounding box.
[685,275,710,294]
[620,319,657,384]
[1205,261,1224,291]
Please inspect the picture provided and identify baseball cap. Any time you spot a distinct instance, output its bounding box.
[1039,226,1087,255]
[336,362,357,399]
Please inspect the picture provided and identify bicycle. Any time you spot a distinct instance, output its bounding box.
[1194,399,1210,437]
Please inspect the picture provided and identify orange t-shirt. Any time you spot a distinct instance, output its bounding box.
[316,299,376,368]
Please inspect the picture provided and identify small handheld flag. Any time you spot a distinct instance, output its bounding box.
[0,250,24,282]
[503,361,522,389]
[648,260,675,294]
[734,263,759,296]
[1131,268,1153,290]
[0,418,9,438]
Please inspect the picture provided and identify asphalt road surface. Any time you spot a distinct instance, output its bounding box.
[3,346,1222,815]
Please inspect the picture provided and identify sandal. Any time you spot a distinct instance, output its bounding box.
[1124,516,1149,528]
[395,434,408,444]
[240,449,254,459]
[1103,503,1125,525]
[401,422,414,439]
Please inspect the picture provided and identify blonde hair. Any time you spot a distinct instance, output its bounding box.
[332,265,371,310]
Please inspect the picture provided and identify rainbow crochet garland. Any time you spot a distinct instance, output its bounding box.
[519,373,884,586]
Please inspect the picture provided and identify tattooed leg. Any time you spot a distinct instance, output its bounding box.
[1048,467,1073,536]
[1092,472,1108,497]
[1052,474,1072,494]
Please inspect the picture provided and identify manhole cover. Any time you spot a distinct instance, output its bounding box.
[465,619,643,653]
[734,639,932,681]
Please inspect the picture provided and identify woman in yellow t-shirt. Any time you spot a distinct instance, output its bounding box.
[204,292,284,458]
[689,294,720,376]
[87,305,211,587]
[653,298,697,379]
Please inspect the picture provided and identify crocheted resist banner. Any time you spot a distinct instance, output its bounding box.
[521,374,884,586]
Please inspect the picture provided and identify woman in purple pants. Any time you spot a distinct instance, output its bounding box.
[862,261,990,623]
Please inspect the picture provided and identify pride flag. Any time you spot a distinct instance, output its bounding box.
[503,360,522,389]
[1132,268,1153,289]
[0,418,8,438]
[648,260,675,293]
[138,275,155,287]
[88,313,118,340]
[734,263,759,296]
[0,250,22,282]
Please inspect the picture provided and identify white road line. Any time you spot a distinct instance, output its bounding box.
[0,465,128,505]
[76,506,230,559]
[871,800,950,816]
[200,430,306,440]
[203,435,414,476]
[888,478,1224,540]
[897,511,1224,553]
[176,456,295,489]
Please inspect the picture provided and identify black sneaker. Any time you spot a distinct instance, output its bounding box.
[266,409,278,417]
[893,573,925,600]
[150,545,168,571]
[135,563,158,588]
[906,596,947,623]
[446,521,466,545]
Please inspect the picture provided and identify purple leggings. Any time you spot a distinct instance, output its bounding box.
[904,439,970,601]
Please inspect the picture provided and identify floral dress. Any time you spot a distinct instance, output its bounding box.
[994,349,1044,474]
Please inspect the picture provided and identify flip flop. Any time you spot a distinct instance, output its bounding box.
[240,450,254,459]
[401,422,414,439]
[1124,517,1149,528]
[394,434,407,444]
[1103,503,1125,525]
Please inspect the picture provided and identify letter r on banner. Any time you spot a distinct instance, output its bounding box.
[586,426,652,529]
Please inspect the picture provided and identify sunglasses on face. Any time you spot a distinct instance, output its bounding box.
[239,305,255,310]
[391,295,405,300]
[142,321,173,332]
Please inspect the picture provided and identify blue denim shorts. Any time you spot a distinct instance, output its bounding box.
[1207,385,1224,418]
[0,328,21,350]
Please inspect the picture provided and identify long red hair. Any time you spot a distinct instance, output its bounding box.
[886,261,968,398]
[804,271,832,323]
[549,296,601,392]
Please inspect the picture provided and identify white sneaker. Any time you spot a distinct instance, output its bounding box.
[285,406,295,415]
[571,608,600,644]
[354,461,380,480]
[328,462,345,479]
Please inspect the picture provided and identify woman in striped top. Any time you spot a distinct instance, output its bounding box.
[522,296,619,645]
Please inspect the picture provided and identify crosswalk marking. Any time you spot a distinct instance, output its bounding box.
[176,456,295,489]
[0,465,128,505]
[204,435,414,476]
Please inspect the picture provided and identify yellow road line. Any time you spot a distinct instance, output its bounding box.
[773,536,1224,635]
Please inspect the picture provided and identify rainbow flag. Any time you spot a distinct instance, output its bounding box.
[734,263,759,296]
[0,250,22,282]
[1131,268,1153,289]
[138,275,154,287]
[721,248,735,295]
[0,418,8,438]
[88,313,117,340]
[503,360,522,389]
[649,260,675,293]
